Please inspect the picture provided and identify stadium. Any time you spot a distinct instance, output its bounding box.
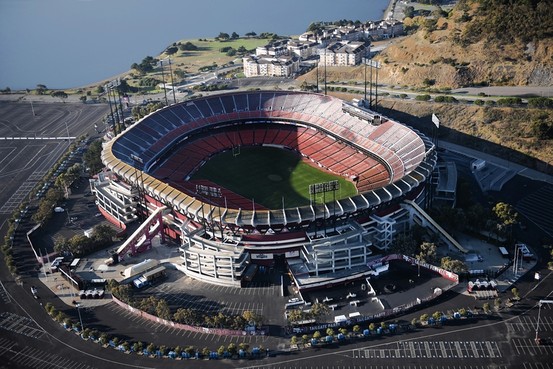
[95,90,437,289]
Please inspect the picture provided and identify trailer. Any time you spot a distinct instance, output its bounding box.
[123,259,159,279]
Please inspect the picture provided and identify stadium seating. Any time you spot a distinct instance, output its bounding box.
[110,91,427,198]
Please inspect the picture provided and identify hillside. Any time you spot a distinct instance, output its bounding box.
[300,0,553,89]
[377,0,553,88]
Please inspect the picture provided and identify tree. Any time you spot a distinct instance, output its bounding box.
[494,298,502,311]
[245,31,257,37]
[285,309,304,323]
[92,224,116,244]
[216,32,230,41]
[158,345,168,356]
[184,345,196,356]
[165,46,178,55]
[391,231,418,255]
[51,90,68,101]
[83,139,104,174]
[483,302,491,314]
[155,299,171,320]
[242,310,262,327]
[131,56,156,75]
[493,202,518,226]
[493,202,518,241]
[418,242,437,263]
[310,302,329,319]
[312,330,321,339]
[146,343,156,354]
[231,32,239,39]
[290,335,298,345]
[441,256,468,273]
[36,84,47,95]
[99,333,109,345]
[133,341,143,353]
[307,22,323,33]
[174,308,199,325]
[227,343,237,355]
[53,235,69,254]
[404,5,415,18]
[179,41,198,51]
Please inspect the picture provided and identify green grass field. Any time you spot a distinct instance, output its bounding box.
[191,146,357,209]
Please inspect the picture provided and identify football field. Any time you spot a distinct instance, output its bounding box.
[191,146,357,209]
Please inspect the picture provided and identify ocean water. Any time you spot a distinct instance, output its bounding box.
[0,0,389,89]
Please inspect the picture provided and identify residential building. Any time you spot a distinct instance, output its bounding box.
[243,54,300,77]
[319,41,367,66]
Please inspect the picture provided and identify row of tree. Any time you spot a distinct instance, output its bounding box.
[44,302,261,360]
[54,224,116,257]
[107,279,263,330]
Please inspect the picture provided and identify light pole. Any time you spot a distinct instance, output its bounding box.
[512,244,520,278]
[64,120,70,140]
[159,60,168,106]
[166,57,177,104]
[75,302,84,332]
[535,300,553,344]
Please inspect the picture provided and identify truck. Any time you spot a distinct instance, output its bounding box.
[132,266,166,289]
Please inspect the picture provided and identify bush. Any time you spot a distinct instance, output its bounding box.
[497,97,523,106]
[528,97,553,109]
[474,99,485,106]
[415,94,431,101]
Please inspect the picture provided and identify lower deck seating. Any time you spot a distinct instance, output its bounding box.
[151,124,391,195]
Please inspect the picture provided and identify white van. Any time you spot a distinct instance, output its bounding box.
[54,207,65,213]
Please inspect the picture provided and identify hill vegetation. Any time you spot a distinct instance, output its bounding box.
[379,0,553,88]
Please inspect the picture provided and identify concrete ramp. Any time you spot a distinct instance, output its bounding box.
[403,200,468,254]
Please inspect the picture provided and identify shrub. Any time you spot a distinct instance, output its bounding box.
[528,97,553,109]
[415,94,431,101]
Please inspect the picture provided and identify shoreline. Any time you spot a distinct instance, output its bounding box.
[383,0,403,21]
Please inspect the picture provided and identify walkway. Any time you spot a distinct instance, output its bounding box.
[439,140,553,184]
